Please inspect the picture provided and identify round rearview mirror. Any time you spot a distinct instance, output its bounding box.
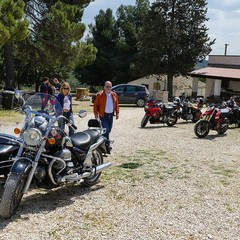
[78,109,87,118]
[15,90,23,99]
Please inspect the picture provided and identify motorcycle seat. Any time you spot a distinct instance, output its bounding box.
[220,108,230,118]
[70,129,101,151]
[163,104,174,110]
[220,108,230,114]
[84,129,101,144]
[70,132,91,151]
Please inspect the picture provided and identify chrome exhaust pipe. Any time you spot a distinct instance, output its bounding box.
[58,162,112,183]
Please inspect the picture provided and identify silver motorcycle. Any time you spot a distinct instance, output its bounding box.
[0,92,111,219]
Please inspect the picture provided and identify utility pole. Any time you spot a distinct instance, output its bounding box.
[224,44,229,55]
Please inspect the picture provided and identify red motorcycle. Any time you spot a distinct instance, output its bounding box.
[194,104,229,138]
[141,99,178,128]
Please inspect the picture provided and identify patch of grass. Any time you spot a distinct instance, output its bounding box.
[225,203,235,213]
[103,149,175,183]
[48,229,61,239]
[118,162,143,169]
[83,211,114,232]
[211,166,236,177]
[0,110,23,123]
[219,179,230,186]
[72,100,93,114]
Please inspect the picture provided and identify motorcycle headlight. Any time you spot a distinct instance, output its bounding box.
[23,128,42,146]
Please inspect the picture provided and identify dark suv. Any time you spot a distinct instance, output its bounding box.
[92,84,149,107]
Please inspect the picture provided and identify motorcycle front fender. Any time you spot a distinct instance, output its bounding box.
[10,158,32,176]
[201,115,211,121]
[144,111,152,117]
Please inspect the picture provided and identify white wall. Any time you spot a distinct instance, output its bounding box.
[128,75,206,97]
[209,55,240,66]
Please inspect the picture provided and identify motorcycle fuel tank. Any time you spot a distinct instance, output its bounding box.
[0,134,20,174]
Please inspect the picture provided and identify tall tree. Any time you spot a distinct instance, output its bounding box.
[116,0,150,82]
[136,0,215,96]
[22,0,96,91]
[75,8,119,86]
[0,0,96,90]
[76,0,150,86]
[0,0,29,88]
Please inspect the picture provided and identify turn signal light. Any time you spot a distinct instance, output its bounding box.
[48,138,56,145]
[14,128,21,134]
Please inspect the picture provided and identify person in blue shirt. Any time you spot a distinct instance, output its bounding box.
[56,82,74,135]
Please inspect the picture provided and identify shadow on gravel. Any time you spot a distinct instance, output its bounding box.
[0,183,104,225]
[175,121,195,125]
[139,125,177,129]
[193,133,228,140]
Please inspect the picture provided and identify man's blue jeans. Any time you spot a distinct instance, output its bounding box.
[100,113,113,145]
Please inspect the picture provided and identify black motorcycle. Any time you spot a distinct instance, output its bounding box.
[0,92,111,219]
[174,98,202,123]
[0,90,24,181]
[0,134,20,180]
[225,104,240,127]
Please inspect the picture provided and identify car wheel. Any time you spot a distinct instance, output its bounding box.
[136,98,145,107]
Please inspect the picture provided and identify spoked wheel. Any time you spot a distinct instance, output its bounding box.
[166,115,178,126]
[82,148,103,187]
[141,115,150,128]
[0,172,28,219]
[194,120,210,138]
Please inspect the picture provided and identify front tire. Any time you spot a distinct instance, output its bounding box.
[0,173,28,219]
[82,148,103,187]
[141,115,150,128]
[194,120,210,138]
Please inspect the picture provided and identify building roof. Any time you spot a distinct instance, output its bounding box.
[190,67,240,80]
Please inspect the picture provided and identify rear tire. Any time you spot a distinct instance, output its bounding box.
[220,118,229,134]
[0,172,28,219]
[82,148,103,187]
[194,120,210,138]
[141,115,150,128]
[166,115,178,126]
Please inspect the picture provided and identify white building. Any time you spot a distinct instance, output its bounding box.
[128,74,206,99]
[190,55,240,99]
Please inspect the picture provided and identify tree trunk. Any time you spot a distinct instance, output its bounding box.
[167,73,173,98]
[3,42,15,89]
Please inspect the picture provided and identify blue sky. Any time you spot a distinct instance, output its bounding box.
[82,0,240,56]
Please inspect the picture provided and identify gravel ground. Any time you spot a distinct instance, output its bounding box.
[0,104,240,240]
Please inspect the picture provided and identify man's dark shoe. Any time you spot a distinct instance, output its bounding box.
[106,145,112,154]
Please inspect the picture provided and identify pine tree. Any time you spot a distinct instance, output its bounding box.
[136,0,215,97]
[0,0,28,88]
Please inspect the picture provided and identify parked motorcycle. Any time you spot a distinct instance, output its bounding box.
[0,90,24,180]
[0,92,111,219]
[141,98,178,128]
[223,100,240,127]
[194,104,229,138]
[174,97,203,123]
